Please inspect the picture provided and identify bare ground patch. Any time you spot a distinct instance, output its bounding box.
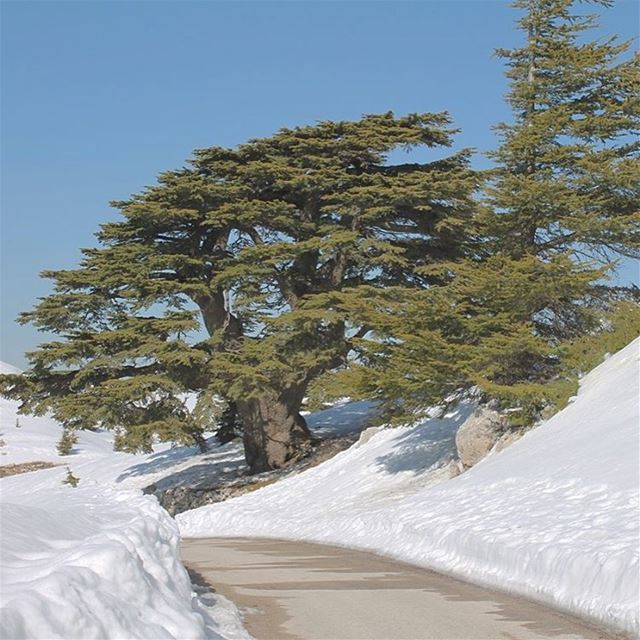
[0,461,60,478]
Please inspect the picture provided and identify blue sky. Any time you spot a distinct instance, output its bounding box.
[1,0,638,367]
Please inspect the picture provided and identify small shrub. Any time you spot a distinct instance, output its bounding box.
[62,466,79,487]
[215,401,242,444]
[57,429,78,456]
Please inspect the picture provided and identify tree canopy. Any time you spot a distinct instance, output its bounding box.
[1,113,480,472]
[487,0,639,260]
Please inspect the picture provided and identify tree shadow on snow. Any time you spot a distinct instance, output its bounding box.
[115,439,245,483]
[375,402,474,476]
[307,400,377,437]
[116,400,374,486]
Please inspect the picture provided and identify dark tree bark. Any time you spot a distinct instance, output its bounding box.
[236,388,314,473]
[199,293,314,473]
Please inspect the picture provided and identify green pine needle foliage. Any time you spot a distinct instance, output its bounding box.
[307,0,640,426]
[0,2,637,458]
[62,467,80,488]
[485,0,640,260]
[0,112,481,457]
[56,428,78,456]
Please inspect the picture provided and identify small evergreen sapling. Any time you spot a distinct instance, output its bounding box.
[57,429,78,456]
[62,466,79,487]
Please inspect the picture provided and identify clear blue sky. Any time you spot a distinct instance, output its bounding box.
[1,0,638,367]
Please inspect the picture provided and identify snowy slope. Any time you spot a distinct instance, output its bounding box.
[179,339,640,637]
[0,366,251,640]
[0,482,250,640]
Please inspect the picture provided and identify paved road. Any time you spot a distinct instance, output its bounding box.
[181,537,615,640]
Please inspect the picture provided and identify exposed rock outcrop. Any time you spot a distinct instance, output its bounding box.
[0,461,59,478]
[356,425,383,447]
[455,407,528,470]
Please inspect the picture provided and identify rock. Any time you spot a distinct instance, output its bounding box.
[356,426,383,447]
[0,461,59,478]
[493,429,526,454]
[455,408,507,469]
[447,459,464,478]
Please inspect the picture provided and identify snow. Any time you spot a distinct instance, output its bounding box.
[178,339,640,637]
[2,342,637,637]
[0,370,374,494]
[0,483,250,639]
[0,369,251,639]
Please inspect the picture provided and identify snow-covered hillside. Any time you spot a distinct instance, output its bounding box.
[179,339,640,637]
[0,364,251,640]
[0,484,247,640]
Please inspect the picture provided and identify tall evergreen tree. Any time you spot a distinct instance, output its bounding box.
[487,0,639,260]
[343,0,640,424]
[0,113,479,473]
[481,0,640,387]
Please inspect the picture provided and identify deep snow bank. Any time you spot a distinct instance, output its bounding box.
[0,479,248,640]
[0,361,378,639]
[0,363,251,640]
[179,339,640,636]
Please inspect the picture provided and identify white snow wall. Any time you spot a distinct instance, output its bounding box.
[1,484,213,640]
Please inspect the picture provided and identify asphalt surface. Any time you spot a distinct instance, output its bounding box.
[181,537,616,640]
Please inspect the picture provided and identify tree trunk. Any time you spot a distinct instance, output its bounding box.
[196,290,315,473]
[188,427,209,453]
[236,389,314,474]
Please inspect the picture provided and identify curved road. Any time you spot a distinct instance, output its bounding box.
[181,537,614,640]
